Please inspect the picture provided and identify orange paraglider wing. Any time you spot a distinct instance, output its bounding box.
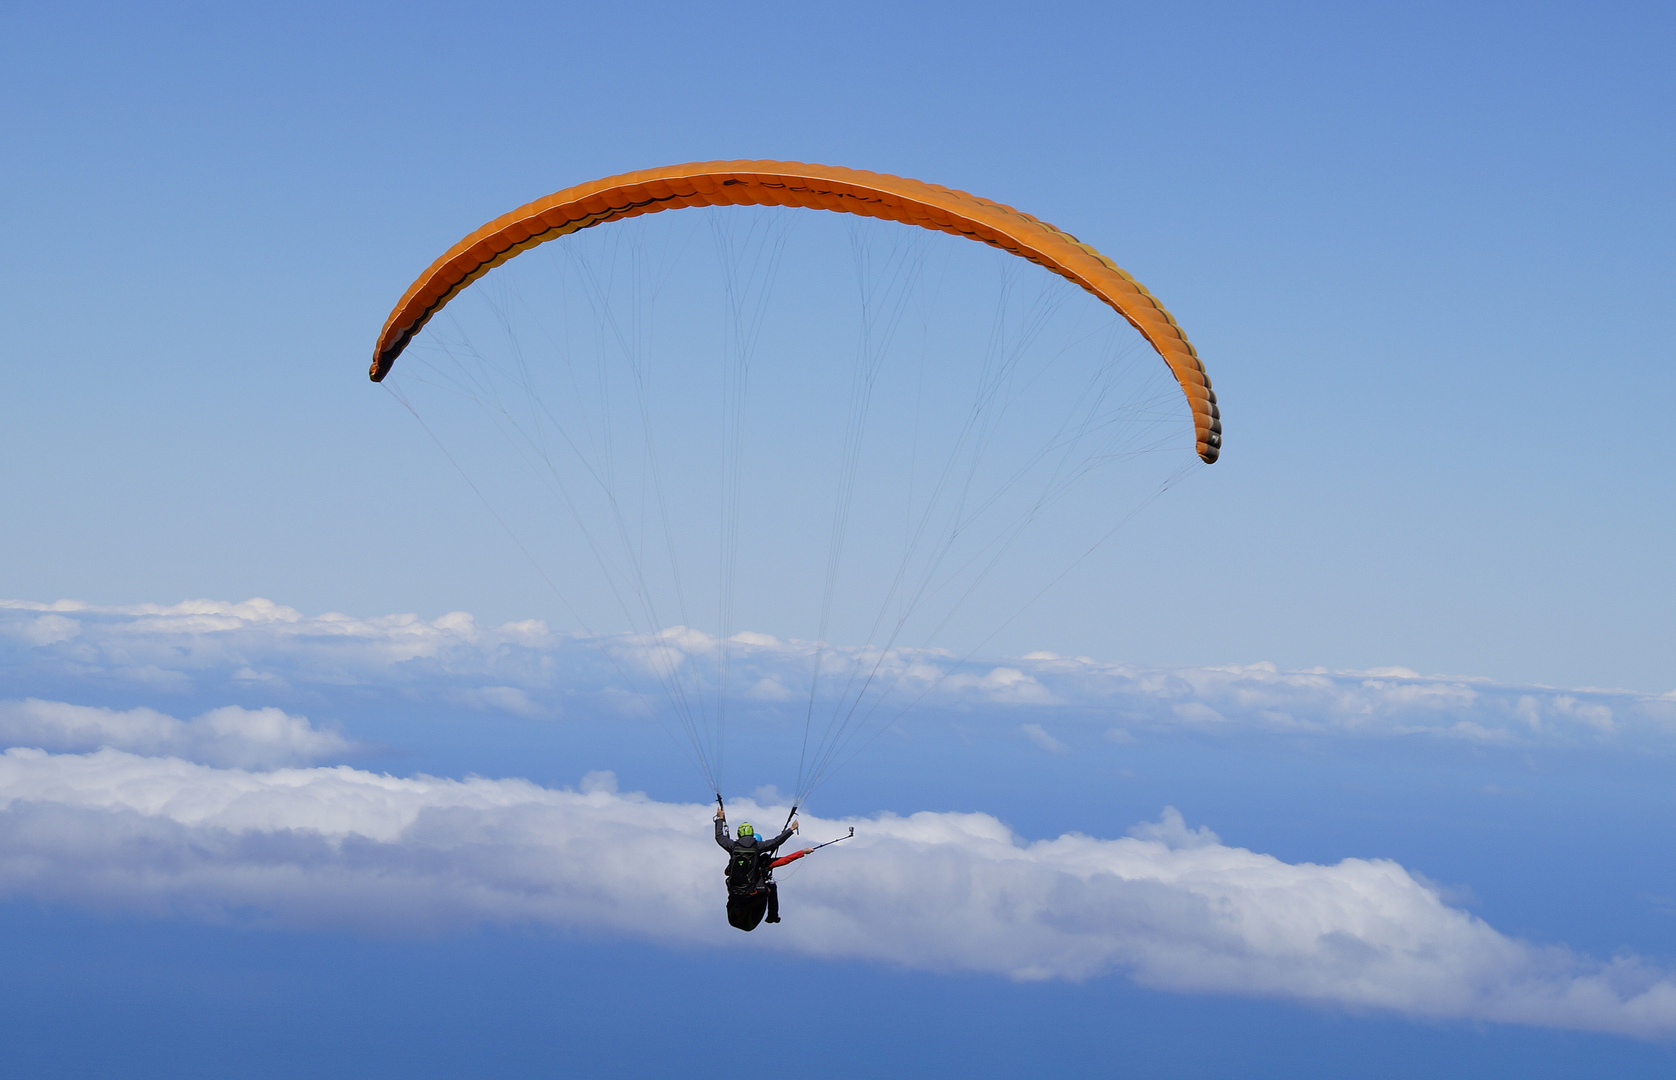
[371,161,1221,463]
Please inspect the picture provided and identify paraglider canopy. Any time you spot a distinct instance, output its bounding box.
[371,160,1221,463]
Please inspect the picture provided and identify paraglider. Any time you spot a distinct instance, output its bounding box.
[712,801,856,931]
[370,161,1223,929]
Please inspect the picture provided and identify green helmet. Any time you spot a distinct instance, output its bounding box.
[737,822,755,839]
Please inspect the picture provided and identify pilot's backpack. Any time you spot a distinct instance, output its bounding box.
[726,848,767,894]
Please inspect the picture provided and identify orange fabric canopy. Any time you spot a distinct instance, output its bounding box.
[372,161,1220,463]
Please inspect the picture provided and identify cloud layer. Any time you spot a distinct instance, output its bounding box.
[0,745,1671,1038]
[3,598,1672,750]
[5,597,1676,1040]
[0,699,350,769]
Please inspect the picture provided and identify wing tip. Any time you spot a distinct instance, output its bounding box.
[1198,422,1223,464]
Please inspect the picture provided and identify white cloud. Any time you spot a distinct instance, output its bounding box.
[579,770,618,794]
[0,699,350,768]
[974,667,1057,704]
[0,598,558,687]
[6,598,1668,752]
[1172,702,1226,724]
[1125,806,1221,849]
[13,615,80,646]
[441,685,550,719]
[1021,723,1070,754]
[0,745,1671,1038]
[745,676,795,701]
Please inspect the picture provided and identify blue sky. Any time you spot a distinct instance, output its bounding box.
[1,1,1673,1075]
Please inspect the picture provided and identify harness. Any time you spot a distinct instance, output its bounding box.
[725,844,775,896]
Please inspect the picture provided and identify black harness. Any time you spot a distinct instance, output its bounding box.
[725,843,774,896]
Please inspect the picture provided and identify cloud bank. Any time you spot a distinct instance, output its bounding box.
[0,745,1671,1039]
[3,598,1672,750]
[5,597,1676,1040]
[0,699,350,769]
